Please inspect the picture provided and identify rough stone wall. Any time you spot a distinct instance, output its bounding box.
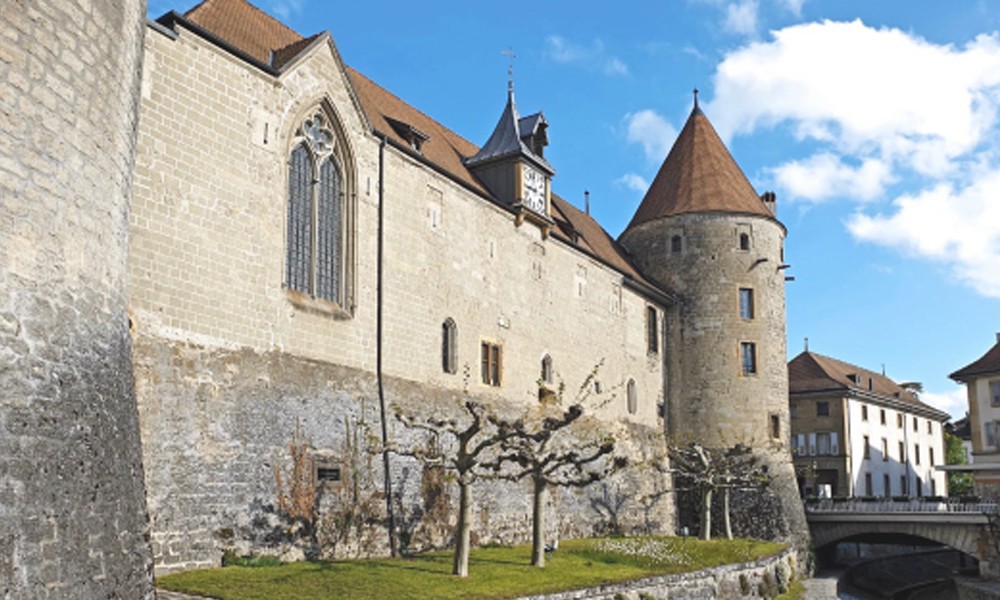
[621,213,809,549]
[0,0,153,597]
[131,21,672,573]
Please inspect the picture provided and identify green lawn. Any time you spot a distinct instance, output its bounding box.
[158,537,786,600]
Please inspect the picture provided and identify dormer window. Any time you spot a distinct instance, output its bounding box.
[386,117,429,154]
[519,112,549,158]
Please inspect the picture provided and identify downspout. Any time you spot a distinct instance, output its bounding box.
[376,133,398,557]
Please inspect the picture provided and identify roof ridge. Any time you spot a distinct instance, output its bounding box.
[344,65,479,155]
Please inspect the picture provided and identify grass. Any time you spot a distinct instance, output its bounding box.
[158,537,785,600]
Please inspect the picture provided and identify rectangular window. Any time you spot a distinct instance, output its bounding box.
[770,414,780,439]
[897,413,903,428]
[880,409,886,425]
[817,432,831,455]
[987,421,1000,448]
[646,306,658,354]
[929,447,935,466]
[882,438,889,461]
[898,441,905,462]
[861,404,868,421]
[738,288,754,320]
[865,473,873,496]
[991,381,1000,407]
[808,433,817,456]
[883,474,891,497]
[863,435,871,459]
[816,401,830,417]
[740,342,757,375]
[797,433,806,456]
[900,475,908,496]
[931,479,937,496]
[790,402,797,418]
[915,444,921,465]
[480,342,502,387]
[927,419,933,434]
[913,417,918,432]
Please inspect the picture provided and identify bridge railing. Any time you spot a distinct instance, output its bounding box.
[804,499,999,514]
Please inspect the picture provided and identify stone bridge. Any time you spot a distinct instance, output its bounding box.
[805,500,998,574]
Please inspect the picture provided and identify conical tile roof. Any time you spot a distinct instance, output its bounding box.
[624,105,775,232]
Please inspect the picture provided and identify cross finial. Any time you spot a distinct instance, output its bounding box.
[502,47,516,93]
[693,88,699,109]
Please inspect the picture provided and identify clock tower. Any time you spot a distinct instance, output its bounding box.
[466,81,555,235]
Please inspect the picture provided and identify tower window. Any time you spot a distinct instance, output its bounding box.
[739,232,750,251]
[646,306,659,354]
[740,342,757,375]
[738,288,754,320]
[769,414,780,439]
[442,319,457,374]
[480,341,502,386]
[670,235,682,254]
[627,379,637,415]
[541,354,553,384]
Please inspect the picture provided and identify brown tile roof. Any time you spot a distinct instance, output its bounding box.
[624,106,777,233]
[185,0,302,65]
[169,0,666,297]
[789,351,947,419]
[950,338,1000,380]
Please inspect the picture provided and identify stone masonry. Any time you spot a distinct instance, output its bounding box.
[0,0,154,597]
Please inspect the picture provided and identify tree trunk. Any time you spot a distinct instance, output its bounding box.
[700,487,712,541]
[453,480,472,577]
[723,485,732,540]
[531,476,547,567]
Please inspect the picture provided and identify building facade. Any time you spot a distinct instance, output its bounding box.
[1,0,809,586]
[789,351,948,498]
[950,333,1000,494]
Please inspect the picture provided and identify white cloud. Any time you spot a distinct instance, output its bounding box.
[707,20,1000,298]
[770,153,893,202]
[624,110,678,163]
[544,35,629,77]
[617,173,649,193]
[776,0,805,17]
[724,0,759,37]
[847,169,1000,299]
[268,0,304,19]
[921,388,969,420]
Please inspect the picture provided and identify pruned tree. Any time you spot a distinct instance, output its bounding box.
[392,398,510,577]
[486,368,626,568]
[667,441,769,540]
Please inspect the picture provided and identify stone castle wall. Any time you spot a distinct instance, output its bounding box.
[621,213,809,547]
[0,0,153,597]
[131,20,673,573]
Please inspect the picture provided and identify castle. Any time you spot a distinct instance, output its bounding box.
[0,0,807,596]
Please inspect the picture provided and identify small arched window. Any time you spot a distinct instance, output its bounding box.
[442,318,457,374]
[670,235,682,254]
[541,354,553,384]
[739,232,751,251]
[627,379,637,414]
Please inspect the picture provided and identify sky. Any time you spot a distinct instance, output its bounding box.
[151,0,1000,419]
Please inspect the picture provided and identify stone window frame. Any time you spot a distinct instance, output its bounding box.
[646,306,659,355]
[442,318,458,374]
[283,102,356,317]
[769,413,780,439]
[627,379,637,415]
[738,287,754,320]
[739,341,757,376]
[736,223,752,252]
[480,340,502,387]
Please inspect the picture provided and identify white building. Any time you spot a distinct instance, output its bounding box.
[789,351,949,498]
[949,333,1000,495]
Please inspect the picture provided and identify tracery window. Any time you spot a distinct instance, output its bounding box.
[286,110,351,309]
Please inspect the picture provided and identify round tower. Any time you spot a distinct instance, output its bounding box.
[0,0,153,596]
[620,100,808,547]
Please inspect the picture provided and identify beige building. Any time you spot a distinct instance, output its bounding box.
[949,333,1000,494]
[789,351,948,498]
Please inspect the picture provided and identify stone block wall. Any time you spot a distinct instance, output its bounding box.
[0,0,153,597]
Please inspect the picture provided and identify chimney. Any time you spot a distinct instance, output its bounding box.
[761,191,777,216]
[996,331,1000,344]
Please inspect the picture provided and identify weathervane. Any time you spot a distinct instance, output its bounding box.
[501,47,516,92]
[693,87,699,109]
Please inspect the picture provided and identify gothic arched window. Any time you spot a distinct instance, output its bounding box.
[286,110,352,309]
[442,318,457,374]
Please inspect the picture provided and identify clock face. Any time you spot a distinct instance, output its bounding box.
[522,164,546,214]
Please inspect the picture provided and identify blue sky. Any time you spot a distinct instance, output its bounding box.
[153,0,1000,418]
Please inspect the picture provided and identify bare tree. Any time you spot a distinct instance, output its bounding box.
[667,441,769,540]
[487,375,626,567]
[392,398,509,577]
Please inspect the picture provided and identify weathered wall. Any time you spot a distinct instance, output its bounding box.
[0,0,153,597]
[621,213,809,549]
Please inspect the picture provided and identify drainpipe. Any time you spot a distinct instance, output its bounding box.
[375,133,398,557]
